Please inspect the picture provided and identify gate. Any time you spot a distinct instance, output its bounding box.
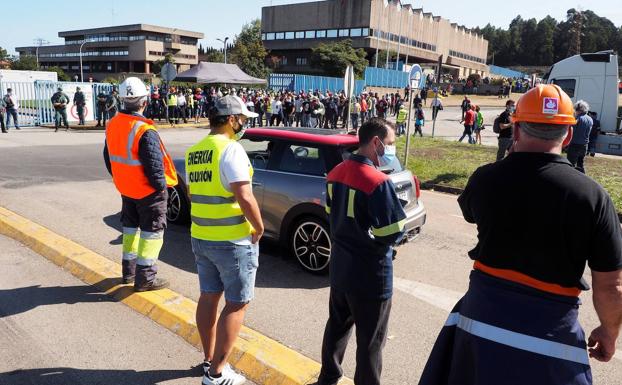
[0,80,114,127]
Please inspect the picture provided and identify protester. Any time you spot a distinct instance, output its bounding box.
[414,102,425,137]
[103,77,177,292]
[496,99,515,161]
[567,100,593,173]
[474,105,484,145]
[186,95,262,385]
[419,84,622,385]
[317,118,406,385]
[3,88,20,130]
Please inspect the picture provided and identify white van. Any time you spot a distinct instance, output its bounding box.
[544,50,622,155]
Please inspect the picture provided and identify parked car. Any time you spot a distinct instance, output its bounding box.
[167,127,426,273]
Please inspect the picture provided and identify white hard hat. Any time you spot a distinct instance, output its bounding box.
[119,77,149,99]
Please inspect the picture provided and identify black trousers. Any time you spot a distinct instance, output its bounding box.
[567,144,588,173]
[121,189,168,232]
[318,289,392,385]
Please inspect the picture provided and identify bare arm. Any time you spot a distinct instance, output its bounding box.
[230,181,264,244]
[589,269,622,362]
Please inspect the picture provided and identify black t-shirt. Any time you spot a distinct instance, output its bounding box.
[498,110,512,138]
[283,101,295,115]
[458,152,622,290]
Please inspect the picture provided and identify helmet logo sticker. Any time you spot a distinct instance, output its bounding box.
[543,97,558,114]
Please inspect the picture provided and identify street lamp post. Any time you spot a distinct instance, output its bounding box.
[79,41,89,83]
[217,37,230,64]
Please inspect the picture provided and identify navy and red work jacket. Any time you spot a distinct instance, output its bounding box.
[326,154,406,299]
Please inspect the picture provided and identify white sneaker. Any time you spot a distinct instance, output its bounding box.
[202,364,246,385]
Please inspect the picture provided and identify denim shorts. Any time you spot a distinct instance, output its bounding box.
[191,238,259,304]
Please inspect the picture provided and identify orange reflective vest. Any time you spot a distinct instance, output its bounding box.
[106,113,178,199]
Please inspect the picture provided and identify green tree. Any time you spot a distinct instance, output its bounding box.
[373,50,397,68]
[534,16,557,65]
[152,53,175,74]
[310,39,368,77]
[229,19,271,79]
[0,47,9,61]
[46,66,70,81]
[204,49,225,63]
[520,18,538,65]
[10,55,38,70]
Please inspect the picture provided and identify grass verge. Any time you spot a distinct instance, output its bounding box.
[397,136,622,213]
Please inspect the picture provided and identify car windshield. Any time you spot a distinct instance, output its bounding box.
[341,146,403,173]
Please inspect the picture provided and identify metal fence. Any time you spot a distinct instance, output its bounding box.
[269,73,366,95]
[0,80,113,127]
[364,67,409,88]
[489,65,526,79]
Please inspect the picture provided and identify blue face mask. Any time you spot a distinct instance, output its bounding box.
[375,139,396,167]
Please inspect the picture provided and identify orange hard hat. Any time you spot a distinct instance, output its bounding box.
[513,84,576,125]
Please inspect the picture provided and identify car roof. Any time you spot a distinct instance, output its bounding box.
[244,127,359,146]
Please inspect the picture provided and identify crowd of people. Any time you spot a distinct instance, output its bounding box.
[141,85,440,133]
[103,77,622,385]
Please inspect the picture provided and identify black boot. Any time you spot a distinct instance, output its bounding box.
[134,264,169,292]
[122,259,136,284]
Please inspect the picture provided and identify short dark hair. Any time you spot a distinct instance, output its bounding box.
[358,118,393,145]
[506,99,515,106]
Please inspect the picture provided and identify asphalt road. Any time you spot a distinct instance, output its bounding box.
[0,234,260,385]
[1,127,621,385]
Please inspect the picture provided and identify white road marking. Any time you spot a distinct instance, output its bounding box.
[393,277,463,312]
[450,214,464,220]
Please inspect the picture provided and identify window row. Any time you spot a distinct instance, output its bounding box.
[149,51,197,60]
[449,50,485,64]
[39,50,129,58]
[262,28,370,41]
[65,33,194,45]
[372,29,436,52]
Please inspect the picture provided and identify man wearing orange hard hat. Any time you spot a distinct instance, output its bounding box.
[418,84,622,385]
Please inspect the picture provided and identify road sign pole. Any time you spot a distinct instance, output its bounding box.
[431,90,439,138]
[403,64,422,168]
[404,92,414,167]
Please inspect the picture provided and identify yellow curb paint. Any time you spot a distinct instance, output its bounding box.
[0,206,353,385]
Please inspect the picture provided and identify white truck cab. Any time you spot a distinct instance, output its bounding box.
[543,50,622,155]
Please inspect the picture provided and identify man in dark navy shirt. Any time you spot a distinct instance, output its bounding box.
[420,85,622,385]
[317,118,406,385]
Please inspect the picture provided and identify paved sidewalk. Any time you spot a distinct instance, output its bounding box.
[0,234,252,385]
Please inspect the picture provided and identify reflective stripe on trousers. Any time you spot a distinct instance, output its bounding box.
[136,230,163,266]
[444,312,589,365]
[122,227,139,261]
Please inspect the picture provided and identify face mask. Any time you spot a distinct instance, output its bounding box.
[508,105,515,113]
[374,138,396,167]
[233,118,248,141]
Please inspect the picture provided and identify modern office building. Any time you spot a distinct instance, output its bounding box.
[262,0,489,79]
[16,24,204,81]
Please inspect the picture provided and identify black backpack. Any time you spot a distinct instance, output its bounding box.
[493,115,502,134]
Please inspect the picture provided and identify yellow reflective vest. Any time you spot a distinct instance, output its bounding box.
[185,135,254,241]
[396,108,408,124]
[167,94,177,107]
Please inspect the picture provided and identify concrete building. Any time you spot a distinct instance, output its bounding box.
[262,0,488,79]
[16,24,204,81]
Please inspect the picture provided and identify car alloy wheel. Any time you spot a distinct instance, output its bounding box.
[292,220,331,273]
[166,186,182,223]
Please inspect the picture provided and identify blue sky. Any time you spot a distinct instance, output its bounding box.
[2,0,621,56]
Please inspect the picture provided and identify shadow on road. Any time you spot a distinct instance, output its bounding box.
[0,365,203,385]
[0,284,114,318]
[102,213,329,290]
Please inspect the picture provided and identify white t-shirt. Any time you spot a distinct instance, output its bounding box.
[220,140,254,245]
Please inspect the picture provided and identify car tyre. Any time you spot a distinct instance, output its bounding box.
[290,217,331,274]
[167,184,190,225]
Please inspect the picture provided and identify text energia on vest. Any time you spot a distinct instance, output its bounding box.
[187,149,214,183]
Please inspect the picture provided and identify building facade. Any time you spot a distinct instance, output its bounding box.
[262,0,488,79]
[17,24,204,81]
